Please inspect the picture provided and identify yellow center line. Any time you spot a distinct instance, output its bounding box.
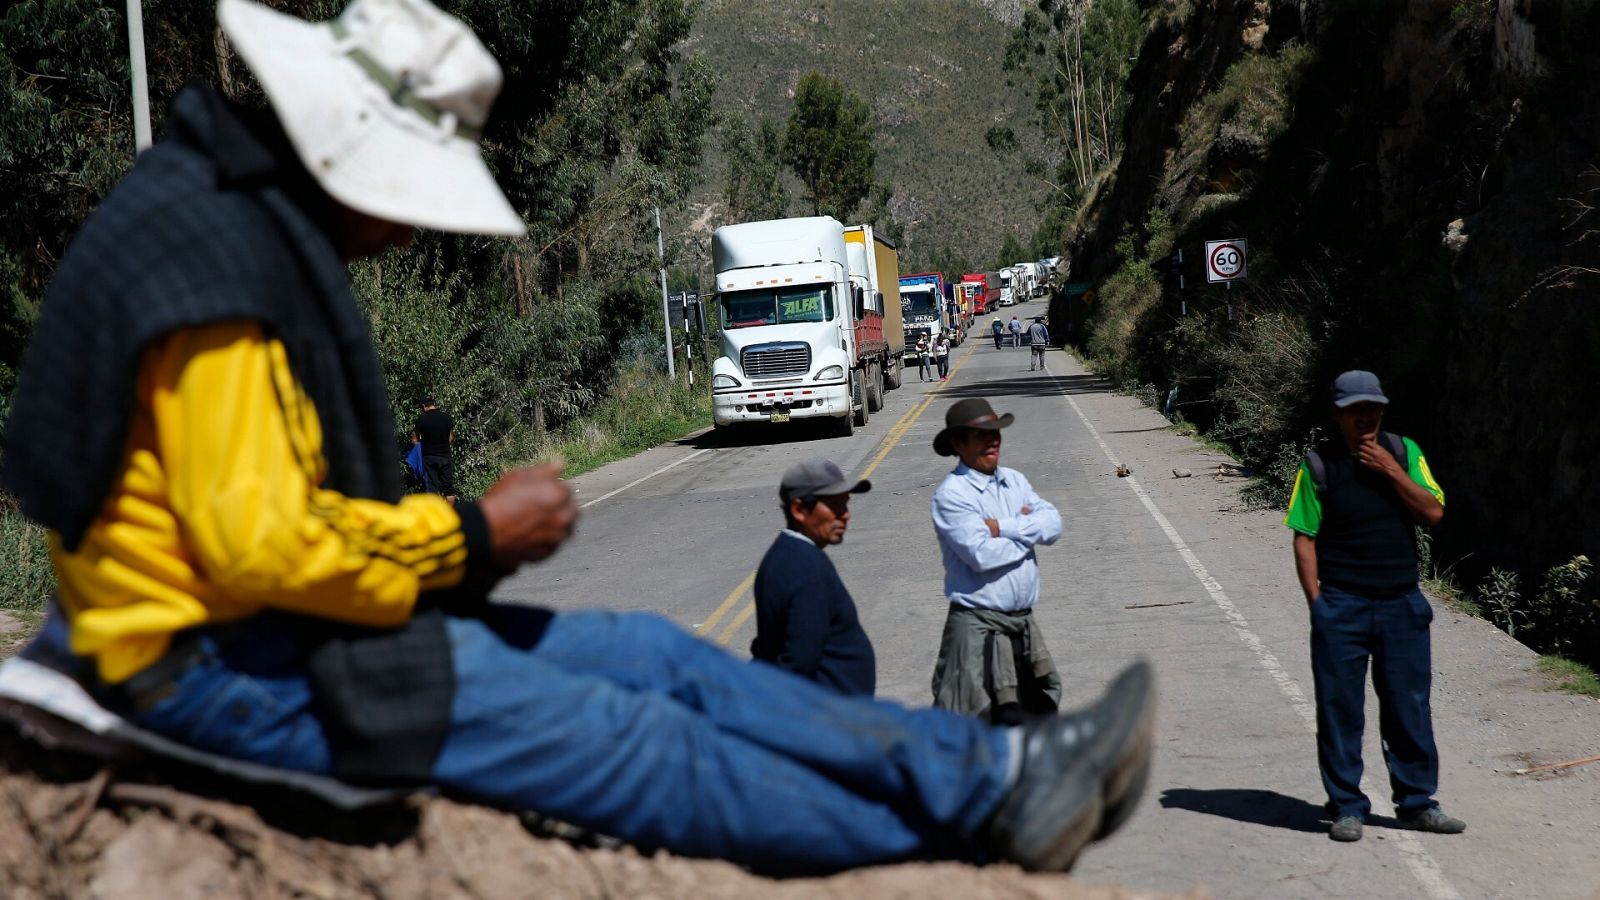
[701,341,982,643]
[696,572,755,635]
[715,601,757,646]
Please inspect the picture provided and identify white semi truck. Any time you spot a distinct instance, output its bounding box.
[710,216,902,436]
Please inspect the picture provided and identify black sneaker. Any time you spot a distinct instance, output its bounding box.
[986,660,1155,872]
[1330,815,1364,842]
[1399,807,1466,834]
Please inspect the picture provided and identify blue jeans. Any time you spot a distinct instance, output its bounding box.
[113,609,1011,874]
[1309,584,1440,818]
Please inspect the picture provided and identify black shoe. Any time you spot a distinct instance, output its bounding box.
[986,660,1155,872]
[1330,815,1364,842]
[1399,807,1466,834]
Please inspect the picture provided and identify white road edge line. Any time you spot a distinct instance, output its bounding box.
[1044,363,1462,900]
[579,448,712,509]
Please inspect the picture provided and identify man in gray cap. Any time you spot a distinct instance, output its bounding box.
[1285,370,1464,842]
[929,398,1064,724]
[751,459,876,696]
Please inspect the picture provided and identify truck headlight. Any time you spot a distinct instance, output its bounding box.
[713,374,741,389]
[815,365,845,381]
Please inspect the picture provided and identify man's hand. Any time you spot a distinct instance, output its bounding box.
[480,463,579,568]
[1356,436,1404,478]
[985,518,1000,538]
[1021,505,1031,515]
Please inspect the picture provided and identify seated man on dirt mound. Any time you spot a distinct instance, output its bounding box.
[2,0,1153,876]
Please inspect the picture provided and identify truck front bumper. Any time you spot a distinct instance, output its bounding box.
[714,382,850,425]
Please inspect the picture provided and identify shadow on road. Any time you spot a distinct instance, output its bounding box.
[674,419,848,450]
[1158,788,1403,834]
[939,371,1110,401]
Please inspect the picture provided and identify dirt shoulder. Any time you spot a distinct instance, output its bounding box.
[0,732,1200,900]
[0,611,32,661]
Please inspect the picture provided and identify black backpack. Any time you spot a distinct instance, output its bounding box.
[1304,432,1407,492]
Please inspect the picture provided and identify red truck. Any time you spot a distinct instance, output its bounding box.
[960,272,1000,316]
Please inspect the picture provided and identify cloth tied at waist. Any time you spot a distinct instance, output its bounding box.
[931,605,1062,719]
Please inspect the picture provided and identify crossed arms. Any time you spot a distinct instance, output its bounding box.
[932,475,1062,574]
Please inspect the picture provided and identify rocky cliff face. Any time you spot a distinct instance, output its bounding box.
[1064,0,1599,582]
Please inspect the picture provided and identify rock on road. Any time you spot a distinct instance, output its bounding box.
[497,299,1600,899]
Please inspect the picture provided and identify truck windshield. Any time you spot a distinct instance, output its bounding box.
[720,285,833,329]
[901,290,939,317]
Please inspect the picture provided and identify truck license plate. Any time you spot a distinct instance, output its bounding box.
[769,408,791,423]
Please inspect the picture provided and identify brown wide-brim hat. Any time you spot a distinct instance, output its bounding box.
[932,398,1015,457]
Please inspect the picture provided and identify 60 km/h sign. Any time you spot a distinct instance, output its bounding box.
[1205,239,1247,283]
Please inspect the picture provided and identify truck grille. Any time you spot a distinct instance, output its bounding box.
[741,342,812,379]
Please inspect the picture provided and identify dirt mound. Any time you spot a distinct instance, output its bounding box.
[0,731,1200,900]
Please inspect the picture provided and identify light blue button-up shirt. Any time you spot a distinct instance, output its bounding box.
[931,463,1062,612]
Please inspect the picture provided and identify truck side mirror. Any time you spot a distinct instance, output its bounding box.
[853,285,865,318]
[874,291,884,314]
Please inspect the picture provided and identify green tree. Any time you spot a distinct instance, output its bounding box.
[782,72,876,220]
[860,182,904,244]
[721,114,788,223]
[1,0,720,480]
[994,232,1028,270]
[1001,0,1144,246]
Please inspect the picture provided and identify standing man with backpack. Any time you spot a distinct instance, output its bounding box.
[413,397,457,505]
[1027,317,1050,371]
[1285,370,1465,843]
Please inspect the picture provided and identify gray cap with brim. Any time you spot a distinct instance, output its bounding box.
[779,458,871,505]
[1332,370,1389,407]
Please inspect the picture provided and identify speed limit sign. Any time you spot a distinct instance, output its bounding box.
[1205,239,1247,283]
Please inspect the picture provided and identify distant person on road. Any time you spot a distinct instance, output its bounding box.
[915,334,932,382]
[751,459,875,696]
[992,316,1005,349]
[1027,317,1050,371]
[4,0,1154,877]
[934,333,951,380]
[413,396,457,504]
[1008,315,1023,349]
[930,398,1064,725]
[1285,370,1465,843]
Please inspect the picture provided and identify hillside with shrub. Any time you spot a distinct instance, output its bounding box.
[686,0,1051,269]
[1046,1,1600,669]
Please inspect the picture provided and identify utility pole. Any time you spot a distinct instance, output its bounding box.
[126,0,153,154]
[655,206,676,379]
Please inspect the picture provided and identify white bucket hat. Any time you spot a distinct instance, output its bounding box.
[218,0,525,236]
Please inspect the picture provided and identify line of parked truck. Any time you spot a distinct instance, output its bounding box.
[709,214,1061,436]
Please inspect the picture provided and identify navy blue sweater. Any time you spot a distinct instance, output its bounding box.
[751,532,876,696]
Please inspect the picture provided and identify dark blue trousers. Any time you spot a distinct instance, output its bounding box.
[1309,584,1441,818]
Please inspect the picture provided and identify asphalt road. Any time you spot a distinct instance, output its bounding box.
[497,298,1600,898]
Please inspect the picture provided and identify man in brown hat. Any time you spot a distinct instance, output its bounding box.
[930,398,1064,724]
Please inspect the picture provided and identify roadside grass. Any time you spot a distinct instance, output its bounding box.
[1536,656,1600,698]
[0,503,53,621]
[527,364,712,479]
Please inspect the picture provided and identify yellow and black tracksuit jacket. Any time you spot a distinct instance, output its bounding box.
[51,321,474,686]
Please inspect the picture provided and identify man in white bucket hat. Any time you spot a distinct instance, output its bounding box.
[5,0,1153,875]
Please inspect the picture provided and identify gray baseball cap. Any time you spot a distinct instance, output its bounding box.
[1332,370,1389,408]
[779,458,871,505]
